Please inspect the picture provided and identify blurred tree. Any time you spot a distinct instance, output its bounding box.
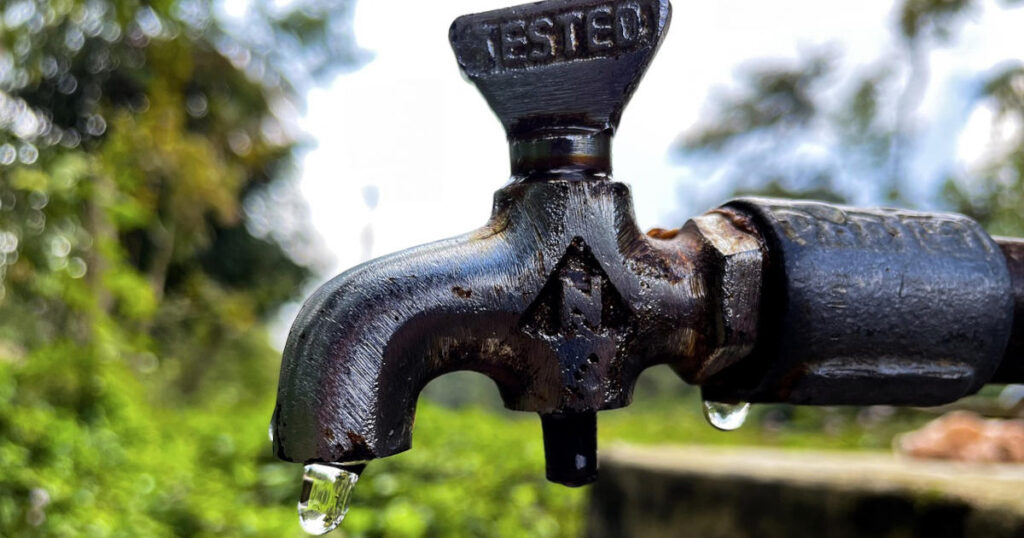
[0,0,366,534]
[944,64,1024,236]
[675,0,1024,237]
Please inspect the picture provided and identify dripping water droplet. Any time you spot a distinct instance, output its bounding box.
[298,463,360,535]
[702,400,750,431]
[267,422,274,442]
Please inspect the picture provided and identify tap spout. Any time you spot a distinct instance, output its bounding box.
[271,0,763,486]
[271,180,764,484]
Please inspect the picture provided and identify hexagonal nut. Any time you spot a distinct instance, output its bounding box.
[684,209,765,382]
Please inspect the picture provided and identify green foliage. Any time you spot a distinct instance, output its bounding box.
[680,54,832,153]
[0,348,298,536]
[944,65,1024,235]
[347,404,583,538]
[0,0,360,534]
[899,0,975,42]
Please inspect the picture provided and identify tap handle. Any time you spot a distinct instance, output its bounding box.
[450,0,671,178]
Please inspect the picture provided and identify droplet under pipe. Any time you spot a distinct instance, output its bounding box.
[702,400,751,431]
[298,463,363,535]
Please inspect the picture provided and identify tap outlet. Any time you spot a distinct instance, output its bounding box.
[271,0,1024,489]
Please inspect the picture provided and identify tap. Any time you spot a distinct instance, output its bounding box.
[271,0,1024,488]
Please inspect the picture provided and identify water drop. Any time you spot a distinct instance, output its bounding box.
[49,235,71,257]
[298,463,360,536]
[67,257,87,279]
[18,143,37,164]
[267,421,274,442]
[0,144,15,165]
[85,115,106,136]
[702,400,750,431]
[64,27,85,51]
[57,73,77,95]
[186,93,208,118]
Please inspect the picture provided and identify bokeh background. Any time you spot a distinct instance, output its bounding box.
[2,0,1023,535]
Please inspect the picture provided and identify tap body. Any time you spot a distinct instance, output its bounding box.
[271,0,1024,486]
[273,179,764,485]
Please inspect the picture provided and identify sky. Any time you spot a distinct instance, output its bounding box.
[294,0,1024,273]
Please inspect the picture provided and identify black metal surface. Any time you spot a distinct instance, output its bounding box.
[541,412,598,487]
[272,0,1024,488]
[449,0,671,180]
[992,237,1024,383]
[701,198,1015,406]
[272,178,764,485]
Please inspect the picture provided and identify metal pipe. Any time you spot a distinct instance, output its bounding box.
[701,198,1014,406]
[992,237,1024,384]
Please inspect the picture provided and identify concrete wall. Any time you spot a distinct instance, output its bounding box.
[587,445,1024,538]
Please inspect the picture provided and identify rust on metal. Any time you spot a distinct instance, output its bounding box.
[272,0,1024,488]
[646,227,681,240]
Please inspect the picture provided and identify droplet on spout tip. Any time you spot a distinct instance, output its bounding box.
[298,464,360,535]
[702,400,750,431]
[268,422,274,443]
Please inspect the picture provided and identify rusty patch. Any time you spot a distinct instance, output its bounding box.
[647,227,681,240]
[345,431,366,446]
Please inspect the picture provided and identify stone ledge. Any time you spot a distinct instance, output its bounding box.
[587,444,1024,538]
